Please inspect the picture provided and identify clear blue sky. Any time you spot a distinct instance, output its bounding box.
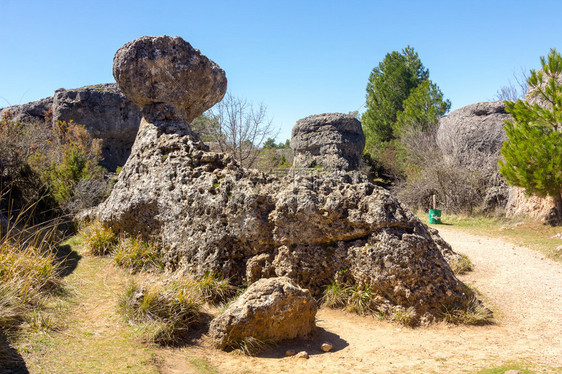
[1,0,561,142]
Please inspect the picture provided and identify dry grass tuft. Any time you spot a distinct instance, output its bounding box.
[118,279,203,345]
[442,296,493,326]
[449,253,473,275]
[0,224,62,332]
[113,236,163,273]
[80,220,117,256]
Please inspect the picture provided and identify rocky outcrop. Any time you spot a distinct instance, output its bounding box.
[0,84,142,171]
[436,101,510,171]
[291,113,365,171]
[0,97,53,123]
[52,84,142,170]
[209,277,317,349]
[505,187,557,222]
[92,35,473,324]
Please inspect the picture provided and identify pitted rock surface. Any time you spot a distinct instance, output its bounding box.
[209,277,317,349]
[113,35,227,123]
[291,113,365,171]
[93,36,472,323]
[96,122,467,321]
[436,101,510,170]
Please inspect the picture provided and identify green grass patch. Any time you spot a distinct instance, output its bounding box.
[190,358,219,374]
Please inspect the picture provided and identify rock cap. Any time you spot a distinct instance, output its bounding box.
[113,35,227,122]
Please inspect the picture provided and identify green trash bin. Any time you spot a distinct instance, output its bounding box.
[428,209,441,224]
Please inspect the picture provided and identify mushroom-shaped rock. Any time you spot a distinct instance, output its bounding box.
[92,37,478,325]
[113,35,227,123]
[209,277,317,350]
[291,113,365,171]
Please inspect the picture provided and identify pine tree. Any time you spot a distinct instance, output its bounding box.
[362,46,429,149]
[394,79,451,137]
[499,48,562,223]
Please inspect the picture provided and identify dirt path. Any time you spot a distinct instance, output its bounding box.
[162,226,562,374]
[17,227,561,373]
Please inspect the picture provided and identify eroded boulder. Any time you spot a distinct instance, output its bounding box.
[436,101,510,170]
[291,113,365,171]
[209,277,317,349]
[113,35,227,123]
[0,97,53,123]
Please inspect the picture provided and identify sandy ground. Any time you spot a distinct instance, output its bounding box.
[162,226,562,374]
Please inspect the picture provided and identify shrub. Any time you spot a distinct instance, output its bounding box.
[345,285,375,315]
[81,221,117,256]
[322,281,348,309]
[118,279,202,345]
[113,236,163,272]
[322,281,376,315]
[0,118,110,221]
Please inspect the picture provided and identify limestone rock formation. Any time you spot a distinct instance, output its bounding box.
[0,97,53,123]
[93,35,473,324]
[209,277,317,349]
[0,84,142,171]
[113,35,227,123]
[436,101,510,170]
[505,187,557,222]
[291,113,365,171]
[52,84,142,170]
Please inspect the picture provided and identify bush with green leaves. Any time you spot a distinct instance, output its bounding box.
[0,117,110,221]
[361,46,450,184]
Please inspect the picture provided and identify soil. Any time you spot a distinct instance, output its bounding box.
[15,226,562,373]
[160,226,562,374]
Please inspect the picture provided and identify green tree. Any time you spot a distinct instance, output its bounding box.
[263,137,277,149]
[499,48,562,223]
[362,46,429,148]
[394,79,451,137]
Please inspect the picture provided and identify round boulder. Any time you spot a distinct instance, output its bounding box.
[291,113,365,171]
[436,101,510,170]
[209,277,317,350]
[113,35,227,122]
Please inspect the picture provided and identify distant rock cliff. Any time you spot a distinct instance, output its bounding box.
[1,83,141,171]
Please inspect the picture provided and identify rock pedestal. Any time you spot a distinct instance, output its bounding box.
[291,113,365,171]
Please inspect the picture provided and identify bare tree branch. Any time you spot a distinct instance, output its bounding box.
[196,93,278,168]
